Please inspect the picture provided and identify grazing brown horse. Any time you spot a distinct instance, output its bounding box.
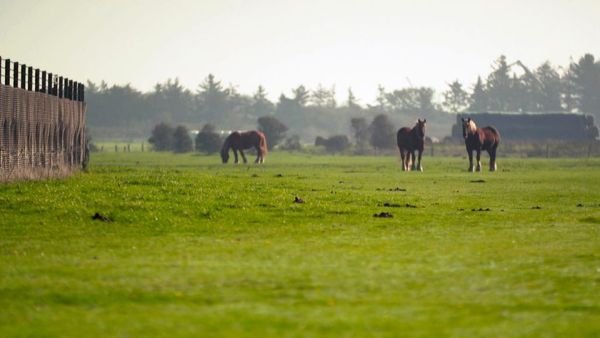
[461,117,500,172]
[396,119,426,171]
[221,130,268,164]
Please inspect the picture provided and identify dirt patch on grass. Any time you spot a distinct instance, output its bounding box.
[373,212,393,218]
[380,202,418,208]
[377,187,407,192]
[92,212,112,222]
[471,208,491,212]
[580,216,600,224]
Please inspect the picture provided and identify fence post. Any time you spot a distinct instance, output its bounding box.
[34,69,40,92]
[27,66,33,91]
[41,71,46,93]
[141,142,144,152]
[20,64,26,89]
[48,73,52,95]
[4,59,9,86]
[64,79,70,99]
[58,76,63,98]
[430,143,434,157]
[13,62,18,87]
[546,144,549,158]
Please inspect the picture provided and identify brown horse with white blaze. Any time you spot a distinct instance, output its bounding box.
[221,130,267,164]
[461,117,500,172]
[397,119,426,171]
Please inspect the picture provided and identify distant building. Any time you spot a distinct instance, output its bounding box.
[451,112,599,141]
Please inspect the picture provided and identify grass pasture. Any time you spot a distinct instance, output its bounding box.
[1,152,600,337]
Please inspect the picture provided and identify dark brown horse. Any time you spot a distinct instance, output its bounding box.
[221,130,268,164]
[461,117,500,172]
[396,119,426,171]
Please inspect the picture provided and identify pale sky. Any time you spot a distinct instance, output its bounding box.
[1,0,598,104]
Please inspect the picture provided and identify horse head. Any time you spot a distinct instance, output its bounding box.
[461,117,476,139]
[220,145,229,163]
[416,119,426,138]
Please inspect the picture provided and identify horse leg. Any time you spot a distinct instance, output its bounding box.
[417,149,423,172]
[400,148,406,171]
[467,149,474,172]
[254,147,260,164]
[476,149,482,172]
[490,145,497,171]
[239,150,247,164]
[410,150,417,171]
[233,149,239,164]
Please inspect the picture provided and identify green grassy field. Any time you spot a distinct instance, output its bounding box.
[1,152,599,337]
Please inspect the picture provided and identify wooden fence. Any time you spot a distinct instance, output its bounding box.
[0,56,87,181]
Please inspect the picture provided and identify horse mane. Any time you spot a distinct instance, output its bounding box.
[467,119,477,134]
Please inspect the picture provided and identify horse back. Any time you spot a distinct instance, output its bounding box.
[482,126,500,145]
[239,130,265,150]
[397,127,412,147]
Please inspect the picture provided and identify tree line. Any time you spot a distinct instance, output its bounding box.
[87,54,600,143]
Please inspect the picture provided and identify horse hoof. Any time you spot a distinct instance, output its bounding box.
[418,167,423,172]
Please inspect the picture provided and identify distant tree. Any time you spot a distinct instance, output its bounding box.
[315,136,327,147]
[346,88,361,111]
[443,80,469,113]
[197,74,229,125]
[148,122,174,151]
[375,85,387,111]
[469,76,488,112]
[350,117,370,150]
[258,116,288,150]
[195,123,222,154]
[292,85,310,106]
[567,54,600,114]
[315,135,350,153]
[385,88,419,111]
[173,125,193,153]
[281,134,302,151]
[252,85,275,117]
[535,62,563,111]
[486,55,513,111]
[416,87,435,115]
[513,71,535,112]
[369,114,396,149]
[562,70,578,112]
[310,84,336,108]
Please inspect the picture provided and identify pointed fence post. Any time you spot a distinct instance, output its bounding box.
[13,62,19,87]
[41,71,47,93]
[4,59,9,86]
[20,64,26,89]
[27,66,33,91]
[34,69,40,92]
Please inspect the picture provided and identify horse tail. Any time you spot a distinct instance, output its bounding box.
[259,132,268,157]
